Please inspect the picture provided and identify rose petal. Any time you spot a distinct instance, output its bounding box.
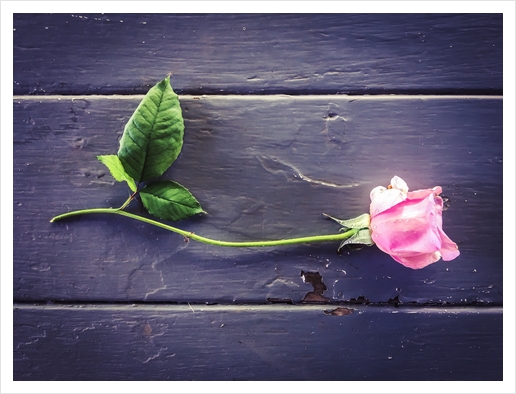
[370,187,407,217]
[390,251,442,269]
[407,186,442,201]
[370,186,386,202]
[390,176,409,193]
[372,212,441,256]
[433,186,443,196]
[406,189,434,201]
[438,228,460,261]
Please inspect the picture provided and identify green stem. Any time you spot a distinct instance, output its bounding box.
[50,208,358,248]
[118,194,136,210]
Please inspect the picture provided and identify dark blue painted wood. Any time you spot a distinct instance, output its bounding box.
[12,12,504,383]
[13,304,503,381]
[13,96,502,304]
[13,14,502,95]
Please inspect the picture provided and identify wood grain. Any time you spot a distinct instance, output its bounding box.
[13,303,503,381]
[12,13,505,383]
[13,14,502,95]
[13,96,503,304]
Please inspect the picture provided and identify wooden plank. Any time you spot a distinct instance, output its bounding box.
[13,304,503,381]
[13,14,502,95]
[13,96,503,304]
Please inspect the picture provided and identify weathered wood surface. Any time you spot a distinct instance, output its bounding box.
[14,96,502,304]
[13,304,503,381]
[13,14,502,95]
[12,13,504,382]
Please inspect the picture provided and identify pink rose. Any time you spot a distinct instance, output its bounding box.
[369,176,460,269]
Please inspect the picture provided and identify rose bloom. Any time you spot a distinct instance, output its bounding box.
[369,176,460,269]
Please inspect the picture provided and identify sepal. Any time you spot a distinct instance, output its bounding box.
[323,213,370,229]
[338,228,374,252]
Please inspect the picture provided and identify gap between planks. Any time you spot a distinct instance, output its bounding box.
[13,303,503,314]
[13,94,503,101]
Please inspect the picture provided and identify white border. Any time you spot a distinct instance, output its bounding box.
[1,1,515,14]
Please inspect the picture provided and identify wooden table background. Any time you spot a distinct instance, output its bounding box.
[13,13,503,381]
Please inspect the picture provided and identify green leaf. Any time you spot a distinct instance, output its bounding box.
[140,180,205,221]
[117,76,184,183]
[97,155,137,192]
